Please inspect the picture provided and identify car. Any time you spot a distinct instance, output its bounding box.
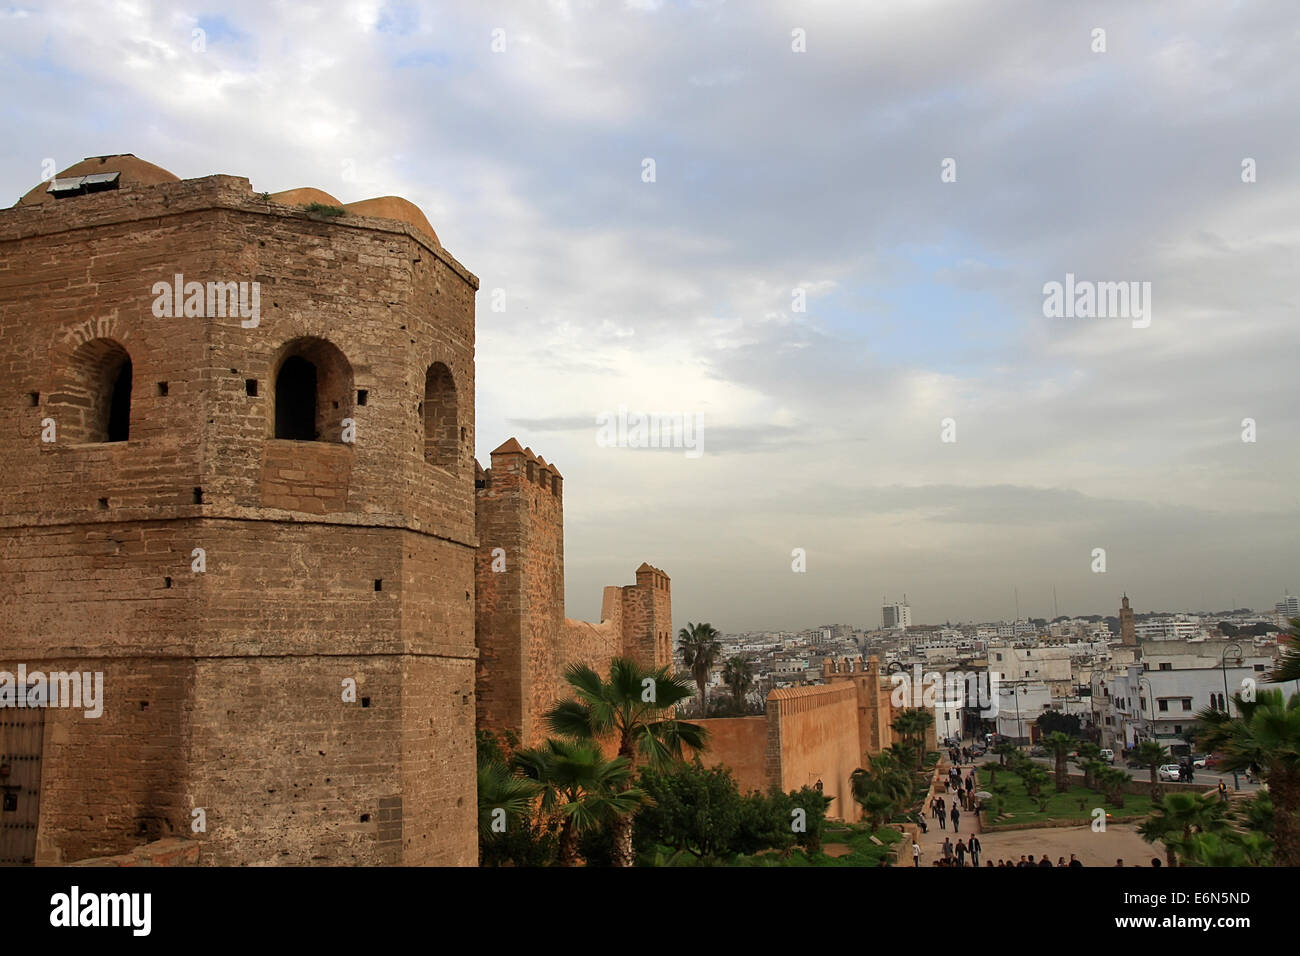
[1099,748,1115,764]
[1029,745,1047,757]
[1157,764,1182,782]
[1195,754,1220,769]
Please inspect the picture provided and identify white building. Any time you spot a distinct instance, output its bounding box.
[882,601,912,630]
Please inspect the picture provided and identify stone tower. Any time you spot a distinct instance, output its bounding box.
[1119,594,1137,646]
[0,155,479,865]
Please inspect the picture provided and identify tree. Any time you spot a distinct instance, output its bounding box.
[545,657,708,866]
[1036,711,1082,738]
[992,740,1017,767]
[1269,617,1300,683]
[678,622,722,713]
[1138,791,1227,866]
[512,738,648,866]
[1197,688,1300,866]
[850,751,913,829]
[1134,740,1170,802]
[722,653,755,708]
[1096,766,1131,808]
[1177,830,1272,867]
[1072,742,1103,789]
[1042,731,1075,793]
[891,708,935,769]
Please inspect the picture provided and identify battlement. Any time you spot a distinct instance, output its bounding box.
[474,437,671,745]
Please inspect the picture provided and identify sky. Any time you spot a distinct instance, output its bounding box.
[3,0,1297,631]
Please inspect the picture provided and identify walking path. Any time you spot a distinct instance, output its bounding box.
[909,748,1161,868]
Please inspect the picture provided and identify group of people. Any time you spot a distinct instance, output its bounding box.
[912,845,1092,867]
[927,794,964,832]
[919,836,982,866]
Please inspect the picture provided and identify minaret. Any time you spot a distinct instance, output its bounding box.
[1120,593,1136,646]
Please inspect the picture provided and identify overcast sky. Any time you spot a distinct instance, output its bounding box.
[4,0,1297,631]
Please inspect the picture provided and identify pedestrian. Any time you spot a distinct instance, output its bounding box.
[913,841,921,867]
[951,806,961,833]
[969,835,981,866]
[1038,853,1052,867]
[965,775,974,794]
[938,805,947,830]
[942,838,953,863]
[955,839,967,867]
[1057,856,1066,867]
[1068,854,1083,868]
[916,813,928,835]
[1218,780,1228,803]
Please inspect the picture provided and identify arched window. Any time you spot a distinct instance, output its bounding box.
[270,338,353,442]
[275,356,317,440]
[48,338,133,443]
[423,362,457,467]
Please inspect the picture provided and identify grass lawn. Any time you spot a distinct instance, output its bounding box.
[729,823,902,867]
[978,766,1156,826]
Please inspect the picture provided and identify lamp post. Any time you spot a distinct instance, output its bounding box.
[1221,642,1243,791]
[1014,685,1025,749]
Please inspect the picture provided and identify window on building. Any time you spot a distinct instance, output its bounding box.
[1158,699,1168,712]
[1159,662,1171,671]
[1181,699,1192,711]
[47,338,133,443]
[271,337,353,442]
[423,362,457,467]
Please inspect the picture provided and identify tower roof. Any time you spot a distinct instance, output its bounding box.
[17,154,179,206]
[490,437,525,456]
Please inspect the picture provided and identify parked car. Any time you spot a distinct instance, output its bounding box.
[1099,748,1115,764]
[1194,754,1220,769]
[1157,764,1182,782]
[1029,745,1048,757]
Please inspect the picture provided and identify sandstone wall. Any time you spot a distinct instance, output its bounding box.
[0,168,479,865]
[766,682,863,822]
[688,716,768,795]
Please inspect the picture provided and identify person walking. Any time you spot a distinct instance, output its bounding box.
[942,838,953,864]
[951,805,961,833]
[938,804,947,830]
[1218,780,1228,803]
[969,835,981,866]
[913,841,921,867]
[955,838,967,867]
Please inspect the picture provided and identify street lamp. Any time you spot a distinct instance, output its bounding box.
[1014,685,1026,749]
[1221,642,1243,791]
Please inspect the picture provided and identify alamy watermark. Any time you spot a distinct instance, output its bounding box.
[0,666,103,718]
[889,665,1001,718]
[151,273,261,328]
[595,405,703,458]
[1042,273,1151,329]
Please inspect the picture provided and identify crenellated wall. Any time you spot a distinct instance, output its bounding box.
[474,437,671,747]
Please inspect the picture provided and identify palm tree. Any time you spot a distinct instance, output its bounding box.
[678,622,722,714]
[722,653,755,708]
[1134,740,1170,802]
[1096,766,1130,808]
[476,757,541,843]
[1177,830,1272,867]
[850,751,913,829]
[1042,731,1075,793]
[1138,791,1227,866]
[545,657,708,866]
[891,708,935,769]
[1197,688,1300,866]
[1270,617,1300,682]
[512,738,648,866]
[992,740,1017,768]
[1072,742,1103,789]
